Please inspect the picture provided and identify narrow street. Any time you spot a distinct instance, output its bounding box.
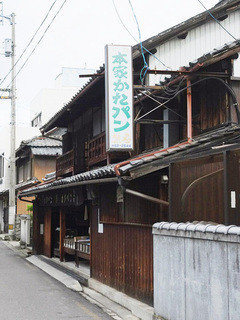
[0,242,113,320]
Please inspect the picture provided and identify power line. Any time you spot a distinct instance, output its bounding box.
[137,77,240,123]
[197,0,237,41]
[128,0,148,84]
[112,0,170,70]
[0,0,59,87]
[6,0,68,89]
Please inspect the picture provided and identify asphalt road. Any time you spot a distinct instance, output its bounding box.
[0,241,113,320]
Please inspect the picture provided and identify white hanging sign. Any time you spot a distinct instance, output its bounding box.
[105,45,134,151]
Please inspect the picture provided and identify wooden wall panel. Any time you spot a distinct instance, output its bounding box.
[43,208,52,258]
[32,203,44,255]
[91,206,153,305]
[170,155,224,224]
[225,150,240,226]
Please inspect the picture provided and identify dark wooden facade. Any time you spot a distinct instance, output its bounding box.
[29,48,240,306]
[89,178,167,305]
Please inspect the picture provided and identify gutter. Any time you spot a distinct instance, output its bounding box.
[19,177,119,198]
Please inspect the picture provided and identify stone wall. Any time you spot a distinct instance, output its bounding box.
[15,215,21,241]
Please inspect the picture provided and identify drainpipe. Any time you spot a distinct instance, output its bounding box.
[125,188,169,206]
[187,78,193,142]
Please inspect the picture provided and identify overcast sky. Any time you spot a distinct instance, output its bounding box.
[0,0,218,129]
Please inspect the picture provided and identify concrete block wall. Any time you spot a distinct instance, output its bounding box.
[153,222,240,320]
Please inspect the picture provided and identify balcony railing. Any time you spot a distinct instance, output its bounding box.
[87,132,107,167]
[56,149,74,178]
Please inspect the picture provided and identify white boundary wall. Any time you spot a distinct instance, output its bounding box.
[153,222,240,320]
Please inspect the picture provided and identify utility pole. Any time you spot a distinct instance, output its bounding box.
[8,12,16,238]
[0,11,16,237]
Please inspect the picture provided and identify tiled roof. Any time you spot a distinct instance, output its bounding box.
[25,137,62,147]
[17,136,62,157]
[42,171,56,181]
[119,125,240,176]
[19,125,240,197]
[19,164,117,196]
[31,147,62,156]
[133,0,240,59]
[15,177,40,191]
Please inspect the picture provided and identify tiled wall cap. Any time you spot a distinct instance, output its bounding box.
[167,222,178,230]
[176,223,186,231]
[153,222,240,236]
[157,222,169,230]
[224,225,236,235]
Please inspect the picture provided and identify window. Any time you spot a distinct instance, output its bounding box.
[93,107,105,137]
[18,166,23,183]
[31,112,42,127]
[18,160,31,183]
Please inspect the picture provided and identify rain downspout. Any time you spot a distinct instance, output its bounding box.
[187,78,193,142]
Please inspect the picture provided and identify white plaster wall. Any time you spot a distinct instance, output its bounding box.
[148,10,240,85]
[153,226,240,320]
[30,67,95,127]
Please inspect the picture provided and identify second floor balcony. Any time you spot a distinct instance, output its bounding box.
[56,149,74,178]
[87,132,107,167]
[56,132,130,177]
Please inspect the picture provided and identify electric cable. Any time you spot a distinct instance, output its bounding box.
[135,89,162,143]
[128,0,148,84]
[6,0,68,90]
[112,0,170,70]
[197,0,238,41]
[137,77,240,124]
[0,0,59,87]
[137,90,186,120]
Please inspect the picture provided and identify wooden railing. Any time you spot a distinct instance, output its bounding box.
[63,238,90,265]
[56,149,74,178]
[87,132,107,166]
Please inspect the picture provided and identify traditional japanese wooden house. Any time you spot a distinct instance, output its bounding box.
[19,0,240,306]
[16,136,62,216]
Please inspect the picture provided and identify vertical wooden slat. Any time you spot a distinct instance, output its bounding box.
[91,216,153,305]
[43,208,52,258]
[59,208,66,262]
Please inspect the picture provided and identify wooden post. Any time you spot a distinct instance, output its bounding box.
[32,202,38,255]
[43,208,52,258]
[59,208,66,262]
